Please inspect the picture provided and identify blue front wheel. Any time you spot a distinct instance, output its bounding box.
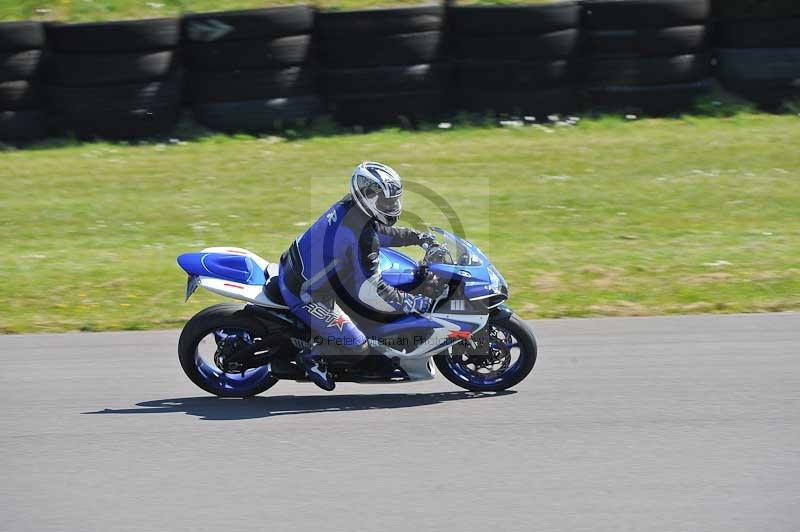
[435,313,537,392]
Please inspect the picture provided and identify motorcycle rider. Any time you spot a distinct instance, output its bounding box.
[278,161,436,391]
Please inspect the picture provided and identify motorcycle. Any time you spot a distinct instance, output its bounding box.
[176,227,537,397]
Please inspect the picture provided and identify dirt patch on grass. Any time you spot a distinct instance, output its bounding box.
[588,300,652,316]
[530,272,564,293]
[682,272,735,284]
[580,265,625,288]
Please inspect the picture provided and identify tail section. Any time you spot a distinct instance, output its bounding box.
[176,247,286,309]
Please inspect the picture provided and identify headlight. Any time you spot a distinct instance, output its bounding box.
[486,266,509,307]
[488,268,500,290]
[488,266,507,294]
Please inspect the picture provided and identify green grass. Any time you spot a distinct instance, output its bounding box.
[1,113,799,333]
[0,0,557,22]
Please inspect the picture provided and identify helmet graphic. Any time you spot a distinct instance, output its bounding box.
[350,161,403,226]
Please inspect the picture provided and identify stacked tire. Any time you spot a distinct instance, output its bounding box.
[583,0,712,114]
[182,6,319,133]
[45,18,181,139]
[714,0,800,107]
[317,5,446,126]
[0,21,46,143]
[449,3,582,117]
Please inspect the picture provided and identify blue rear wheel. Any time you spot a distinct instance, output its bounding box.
[178,304,278,397]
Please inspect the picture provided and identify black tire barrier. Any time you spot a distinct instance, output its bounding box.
[48,77,180,113]
[588,53,710,87]
[0,49,43,82]
[0,22,45,142]
[717,48,800,82]
[455,60,576,89]
[47,50,177,86]
[51,106,181,139]
[448,3,581,35]
[0,21,45,50]
[453,29,581,61]
[319,31,442,68]
[45,16,181,140]
[182,5,319,132]
[193,95,322,132]
[182,6,315,42]
[316,5,444,35]
[5,1,800,141]
[586,25,708,56]
[455,88,580,116]
[583,0,711,29]
[45,18,179,53]
[318,5,446,126]
[329,91,442,126]
[0,109,46,141]
[0,80,41,109]
[184,35,312,71]
[712,0,800,19]
[587,79,712,114]
[323,63,447,95]
[716,48,800,93]
[187,67,315,103]
[582,0,712,114]
[716,18,800,48]
[450,3,581,117]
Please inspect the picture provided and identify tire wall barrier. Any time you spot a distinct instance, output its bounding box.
[583,0,712,114]
[45,18,181,139]
[713,0,800,107]
[449,3,582,117]
[182,6,320,132]
[0,21,46,141]
[0,1,797,141]
[316,5,446,125]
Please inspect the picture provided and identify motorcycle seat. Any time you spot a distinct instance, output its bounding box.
[178,253,266,285]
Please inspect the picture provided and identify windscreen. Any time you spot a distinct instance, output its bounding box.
[429,227,483,266]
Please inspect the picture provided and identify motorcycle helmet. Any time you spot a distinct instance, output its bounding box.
[350,161,403,226]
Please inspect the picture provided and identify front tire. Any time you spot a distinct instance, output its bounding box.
[178,303,279,398]
[434,313,537,392]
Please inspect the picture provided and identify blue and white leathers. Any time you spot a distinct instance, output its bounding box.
[278,195,430,352]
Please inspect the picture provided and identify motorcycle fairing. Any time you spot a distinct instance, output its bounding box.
[177,247,288,309]
[378,247,418,288]
[367,312,489,380]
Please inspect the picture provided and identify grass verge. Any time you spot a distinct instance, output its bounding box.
[1,113,799,333]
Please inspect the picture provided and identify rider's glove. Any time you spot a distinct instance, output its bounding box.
[417,232,437,248]
[401,293,433,314]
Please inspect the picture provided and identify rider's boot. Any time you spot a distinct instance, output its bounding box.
[296,345,335,391]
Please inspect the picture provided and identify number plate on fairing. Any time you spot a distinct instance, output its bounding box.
[449,299,466,311]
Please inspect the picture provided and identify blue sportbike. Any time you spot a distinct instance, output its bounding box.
[176,227,537,396]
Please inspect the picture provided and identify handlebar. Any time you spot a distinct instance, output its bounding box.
[420,241,450,267]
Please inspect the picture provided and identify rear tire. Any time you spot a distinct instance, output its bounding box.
[178,303,279,398]
[435,313,537,392]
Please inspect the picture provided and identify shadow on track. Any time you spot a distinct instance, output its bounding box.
[83,390,515,421]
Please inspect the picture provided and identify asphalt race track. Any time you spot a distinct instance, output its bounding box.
[1,313,798,532]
